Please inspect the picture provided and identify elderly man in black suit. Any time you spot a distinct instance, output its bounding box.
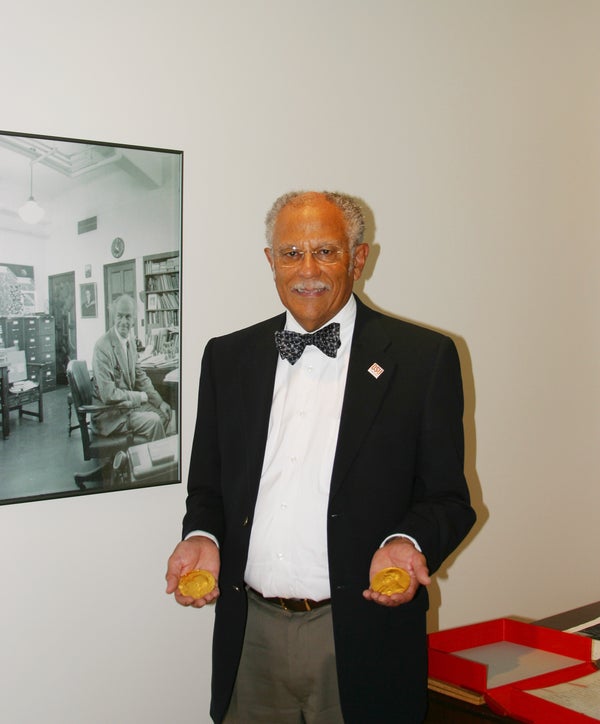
[166,191,475,723]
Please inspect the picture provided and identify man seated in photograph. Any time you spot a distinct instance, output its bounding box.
[91,294,171,441]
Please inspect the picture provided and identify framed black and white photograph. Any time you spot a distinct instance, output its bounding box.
[0,130,183,505]
[80,282,97,318]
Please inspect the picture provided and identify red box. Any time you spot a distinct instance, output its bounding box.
[428,618,598,722]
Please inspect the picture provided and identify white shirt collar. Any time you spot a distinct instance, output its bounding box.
[284,294,357,343]
[114,329,131,354]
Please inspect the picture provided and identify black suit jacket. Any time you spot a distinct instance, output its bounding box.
[184,296,476,723]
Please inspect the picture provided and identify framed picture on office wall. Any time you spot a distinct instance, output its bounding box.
[80,282,97,318]
[0,128,183,505]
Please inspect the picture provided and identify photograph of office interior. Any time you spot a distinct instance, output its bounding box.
[0,132,182,504]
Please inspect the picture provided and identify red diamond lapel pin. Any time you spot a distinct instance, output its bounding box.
[368,362,384,379]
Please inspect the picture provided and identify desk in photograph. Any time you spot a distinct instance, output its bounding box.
[141,363,179,421]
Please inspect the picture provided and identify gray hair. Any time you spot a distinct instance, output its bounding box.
[265,191,365,251]
[112,294,135,313]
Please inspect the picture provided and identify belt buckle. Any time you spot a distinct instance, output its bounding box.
[278,597,312,612]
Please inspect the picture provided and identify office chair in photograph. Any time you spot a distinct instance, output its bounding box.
[66,359,144,489]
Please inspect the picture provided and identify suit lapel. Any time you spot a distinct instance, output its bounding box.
[236,315,284,502]
[330,299,396,498]
[110,329,132,387]
[231,303,396,503]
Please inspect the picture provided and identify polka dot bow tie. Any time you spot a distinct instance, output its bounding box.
[274,323,341,365]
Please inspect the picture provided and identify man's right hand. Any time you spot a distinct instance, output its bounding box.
[165,535,220,608]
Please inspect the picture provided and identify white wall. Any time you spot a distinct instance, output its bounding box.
[1,1,599,722]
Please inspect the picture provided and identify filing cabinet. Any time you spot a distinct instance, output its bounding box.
[0,315,56,391]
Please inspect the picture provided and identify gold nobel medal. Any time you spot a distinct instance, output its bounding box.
[178,569,216,599]
[371,567,411,595]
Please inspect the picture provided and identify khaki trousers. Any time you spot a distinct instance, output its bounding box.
[224,589,344,724]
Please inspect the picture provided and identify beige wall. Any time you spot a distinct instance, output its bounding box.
[1,1,599,722]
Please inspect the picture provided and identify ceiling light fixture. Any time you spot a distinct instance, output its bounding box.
[18,161,45,224]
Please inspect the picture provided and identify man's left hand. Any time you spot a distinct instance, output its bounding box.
[362,538,431,607]
[158,401,171,426]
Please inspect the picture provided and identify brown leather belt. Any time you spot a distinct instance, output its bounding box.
[249,587,331,612]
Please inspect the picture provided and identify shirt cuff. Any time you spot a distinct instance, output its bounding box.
[380,534,422,552]
[184,530,220,549]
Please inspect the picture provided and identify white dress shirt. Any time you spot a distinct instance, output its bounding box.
[116,331,147,403]
[243,296,357,600]
[186,297,420,596]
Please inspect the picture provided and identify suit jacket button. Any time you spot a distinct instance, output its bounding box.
[232,585,240,592]
[242,516,249,526]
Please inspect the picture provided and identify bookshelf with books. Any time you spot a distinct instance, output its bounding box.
[143,251,179,352]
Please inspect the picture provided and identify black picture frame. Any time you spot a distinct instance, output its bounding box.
[0,129,183,505]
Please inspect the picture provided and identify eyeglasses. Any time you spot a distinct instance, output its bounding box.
[275,245,347,267]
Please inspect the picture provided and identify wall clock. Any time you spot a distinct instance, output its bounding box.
[111,237,125,258]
